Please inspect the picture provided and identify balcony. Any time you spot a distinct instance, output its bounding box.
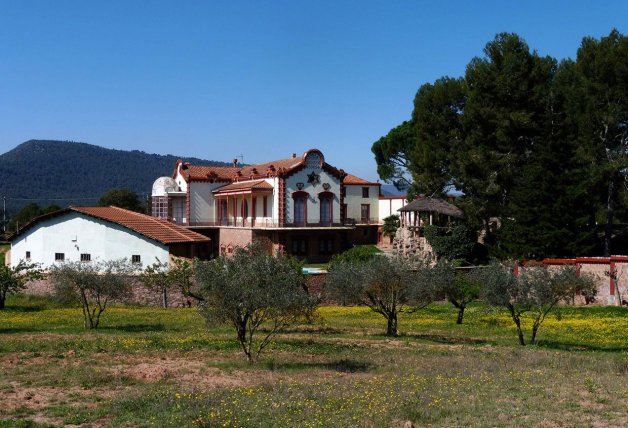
[187,218,356,229]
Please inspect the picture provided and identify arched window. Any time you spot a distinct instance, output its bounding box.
[292,191,308,226]
[319,192,333,226]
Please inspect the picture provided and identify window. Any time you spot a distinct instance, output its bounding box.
[263,196,268,217]
[361,204,370,223]
[80,253,91,262]
[293,193,307,226]
[319,238,334,254]
[55,253,65,262]
[319,194,333,225]
[291,238,308,255]
[25,251,31,260]
[131,255,141,264]
[362,187,369,198]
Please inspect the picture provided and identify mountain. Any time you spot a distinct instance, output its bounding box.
[0,140,230,214]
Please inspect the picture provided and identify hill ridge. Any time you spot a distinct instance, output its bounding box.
[0,139,229,214]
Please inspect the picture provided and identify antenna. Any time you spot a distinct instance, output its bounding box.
[237,154,244,164]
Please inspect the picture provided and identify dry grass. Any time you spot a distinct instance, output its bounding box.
[0,296,626,427]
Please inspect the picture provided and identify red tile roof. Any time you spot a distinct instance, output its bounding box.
[213,180,273,194]
[178,149,346,182]
[71,207,210,244]
[343,173,379,185]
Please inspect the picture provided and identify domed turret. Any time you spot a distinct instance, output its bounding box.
[152,177,179,197]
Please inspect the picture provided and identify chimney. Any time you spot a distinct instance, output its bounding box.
[292,153,296,158]
[233,158,238,167]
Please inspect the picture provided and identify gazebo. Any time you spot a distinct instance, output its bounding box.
[398,197,464,235]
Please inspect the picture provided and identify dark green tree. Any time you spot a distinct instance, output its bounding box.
[98,188,144,213]
[371,121,415,190]
[569,29,628,255]
[410,77,466,196]
[6,203,61,233]
[456,33,556,246]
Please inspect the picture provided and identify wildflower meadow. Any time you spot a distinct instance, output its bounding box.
[0,295,626,427]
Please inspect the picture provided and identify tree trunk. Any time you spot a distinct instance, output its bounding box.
[162,287,168,308]
[386,312,398,337]
[508,306,525,345]
[604,180,615,256]
[0,295,5,310]
[531,322,540,345]
[456,305,465,325]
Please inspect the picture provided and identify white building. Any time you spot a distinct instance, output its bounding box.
[9,206,211,269]
[152,149,382,262]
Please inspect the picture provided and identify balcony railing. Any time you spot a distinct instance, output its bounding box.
[187,219,362,228]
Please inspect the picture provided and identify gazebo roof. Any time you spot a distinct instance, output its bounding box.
[398,197,464,218]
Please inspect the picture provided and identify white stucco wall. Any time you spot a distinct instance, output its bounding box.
[345,185,380,223]
[378,197,408,221]
[189,181,226,224]
[11,212,169,270]
[284,169,341,224]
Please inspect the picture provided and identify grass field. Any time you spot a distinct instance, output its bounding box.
[0,295,626,427]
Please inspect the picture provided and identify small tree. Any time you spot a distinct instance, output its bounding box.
[195,243,318,362]
[0,261,43,309]
[139,257,202,307]
[50,259,133,329]
[326,256,442,336]
[481,263,594,345]
[382,214,400,243]
[435,264,483,324]
[139,258,171,308]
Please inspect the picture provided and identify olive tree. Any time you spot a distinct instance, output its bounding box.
[435,264,483,325]
[0,261,43,309]
[139,257,202,307]
[195,243,318,362]
[50,259,133,329]
[326,256,444,336]
[481,263,594,345]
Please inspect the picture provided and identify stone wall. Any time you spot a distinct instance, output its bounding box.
[391,226,435,261]
[22,273,331,307]
[24,277,197,308]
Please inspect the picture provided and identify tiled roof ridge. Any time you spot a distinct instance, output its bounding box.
[69,206,209,244]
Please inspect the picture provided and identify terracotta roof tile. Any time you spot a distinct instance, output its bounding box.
[213,180,273,194]
[343,173,379,185]
[70,206,210,244]
[179,150,346,182]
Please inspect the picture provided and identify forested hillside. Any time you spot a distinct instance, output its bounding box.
[0,140,229,215]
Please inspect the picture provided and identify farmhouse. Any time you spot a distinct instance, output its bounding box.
[9,206,211,269]
[151,149,384,262]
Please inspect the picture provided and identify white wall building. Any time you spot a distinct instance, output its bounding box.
[10,206,211,269]
[151,149,384,261]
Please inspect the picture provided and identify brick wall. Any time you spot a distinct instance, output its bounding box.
[522,257,628,306]
[218,228,254,255]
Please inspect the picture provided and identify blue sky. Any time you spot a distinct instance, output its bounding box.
[1,1,626,182]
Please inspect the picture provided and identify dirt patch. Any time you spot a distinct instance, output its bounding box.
[109,355,248,389]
